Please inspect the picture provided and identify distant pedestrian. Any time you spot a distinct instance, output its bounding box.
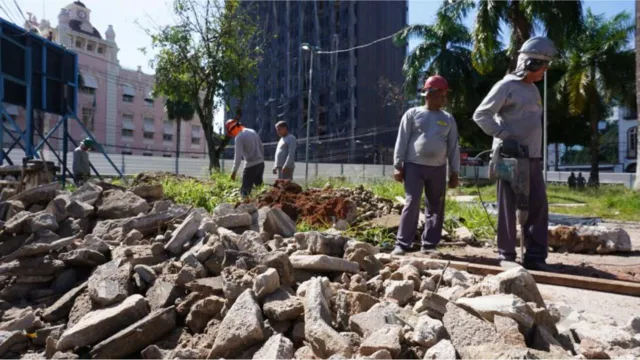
[391,75,460,256]
[568,172,577,189]
[273,121,297,180]
[226,119,265,197]
[73,138,94,186]
[577,172,586,190]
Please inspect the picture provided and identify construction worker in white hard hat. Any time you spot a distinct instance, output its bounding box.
[473,36,556,271]
[73,138,94,186]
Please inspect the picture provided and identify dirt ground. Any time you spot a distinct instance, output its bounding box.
[430,221,640,283]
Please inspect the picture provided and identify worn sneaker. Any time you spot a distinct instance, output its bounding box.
[391,246,407,256]
[523,260,557,272]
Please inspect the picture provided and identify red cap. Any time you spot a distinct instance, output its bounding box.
[422,75,449,92]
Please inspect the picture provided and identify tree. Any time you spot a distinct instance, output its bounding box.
[393,0,474,109]
[635,0,640,190]
[556,9,635,186]
[149,0,261,172]
[165,98,195,174]
[472,0,583,74]
[377,77,405,123]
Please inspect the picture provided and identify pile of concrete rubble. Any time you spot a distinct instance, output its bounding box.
[0,182,637,359]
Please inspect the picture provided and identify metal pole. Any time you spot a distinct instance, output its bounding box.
[304,50,314,188]
[543,71,548,183]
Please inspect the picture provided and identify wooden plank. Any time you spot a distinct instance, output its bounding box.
[396,256,640,297]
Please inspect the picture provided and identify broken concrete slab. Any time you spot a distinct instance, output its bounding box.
[410,315,445,348]
[477,267,545,308]
[383,280,414,306]
[146,280,183,311]
[0,331,26,357]
[260,208,296,238]
[333,290,378,330]
[96,189,150,219]
[0,256,65,277]
[304,277,352,358]
[56,294,150,351]
[185,277,224,297]
[112,245,167,267]
[0,235,75,262]
[424,339,456,360]
[69,182,102,206]
[252,333,294,360]
[263,288,305,322]
[442,302,498,349]
[186,296,225,333]
[217,212,252,229]
[207,290,264,359]
[164,212,202,255]
[90,306,176,359]
[87,259,133,307]
[65,200,94,219]
[131,184,164,201]
[455,294,535,329]
[348,302,401,338]
[253,268,280,298]
[290,255,359,273]
[9,183,60,208]
[359,325,403,358]
[59,248,107,267]
[42,282,88,322]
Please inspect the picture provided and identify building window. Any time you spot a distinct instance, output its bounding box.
[143,152,153,157]
[122,94,134,103]
[163,134,173,141]
[628,126,638,159]
[191,125,201,145]
[162,154,172,158]
[143,117,155,140]
[191,137,200,145]
[121,150,132,155]
[81,87,95,95]
[82,107,94,130]
[122,114,134,137]
[75,37,85,49]
[144,98,154,108]
[87,41,96,52]
[97,45,105,54]
[622,108,638,120]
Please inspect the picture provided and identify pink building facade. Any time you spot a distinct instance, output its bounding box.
[5,1,206,158]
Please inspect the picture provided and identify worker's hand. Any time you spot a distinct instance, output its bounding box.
[272,167,278,175]
[448,173,459,189]
[231,172,237,181]
[393,168,403,183]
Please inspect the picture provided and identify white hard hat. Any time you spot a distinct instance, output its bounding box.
[518,36,556,61]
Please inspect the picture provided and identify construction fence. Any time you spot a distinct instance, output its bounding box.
[5,150,632,188]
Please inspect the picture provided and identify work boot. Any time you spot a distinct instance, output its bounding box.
[420,244,438,255]
[391,246,407,256]
[523,260,557,272]
[498,254,520,269]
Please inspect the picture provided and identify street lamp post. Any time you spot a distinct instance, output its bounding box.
[301,43,317,188]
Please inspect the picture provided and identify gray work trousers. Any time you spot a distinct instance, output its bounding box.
[497,158,548,262]
[241,162,265,197]
[396,163,447,250]
[277,167,294,180]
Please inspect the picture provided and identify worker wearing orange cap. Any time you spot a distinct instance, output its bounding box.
[392,75,460,256]
[225,118,265,197]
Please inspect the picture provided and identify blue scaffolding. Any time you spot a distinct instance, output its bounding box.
[0,18,124,186]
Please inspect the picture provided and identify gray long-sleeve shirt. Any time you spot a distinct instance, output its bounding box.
[232,128,265,174]
[473,74,543,158]
[72,147,90,176]
[274,134,297,169]
[393,107,461,174]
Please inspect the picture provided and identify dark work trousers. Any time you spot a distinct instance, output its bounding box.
[241,162,265,197]
[497,158,548,262]
[277,168,294,180]
[396,163,447,250]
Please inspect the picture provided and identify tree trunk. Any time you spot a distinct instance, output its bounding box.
[507,0,531,73]
[175,118,181,174]
[589,99,600,187]
[635,0,640,190]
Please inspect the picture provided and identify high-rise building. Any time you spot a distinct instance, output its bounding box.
[6,1,207,158]
[226,0,407,163]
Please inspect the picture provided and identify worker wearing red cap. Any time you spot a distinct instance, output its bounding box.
[225,118,265,197]
[392,75,460,256]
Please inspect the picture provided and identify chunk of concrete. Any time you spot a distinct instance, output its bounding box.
[164,212,202,255]
[252,333,294,360]
[42,282,88,322]
[359,325,403,358]
[263,288,305,322]
[455,294,535,329]
[442,302,498,349]
[146,280,183,311]
[56,294,150,351]
[207,290,264,359]
[87,259,133,307]
[478,267,545,308]
[424,339,456,360]
[96,190,150,219]
[253,268,280,298]
[304,277,352,358]
[59,249,107,267]
[290,255,359,273]
[260,208,296,238]
[411,315,445,348]
[90,306,176,359]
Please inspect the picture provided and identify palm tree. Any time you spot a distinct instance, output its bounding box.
[165,98,196,175]
[472,0,583,74]
[635,0,640,190]
[556,9,634,186]
[393,0,474,110]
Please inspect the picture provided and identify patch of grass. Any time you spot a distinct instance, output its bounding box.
[444,199,496,241]
[456,183,640,221]
[345,225,396,248]
[161,172,243,212]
